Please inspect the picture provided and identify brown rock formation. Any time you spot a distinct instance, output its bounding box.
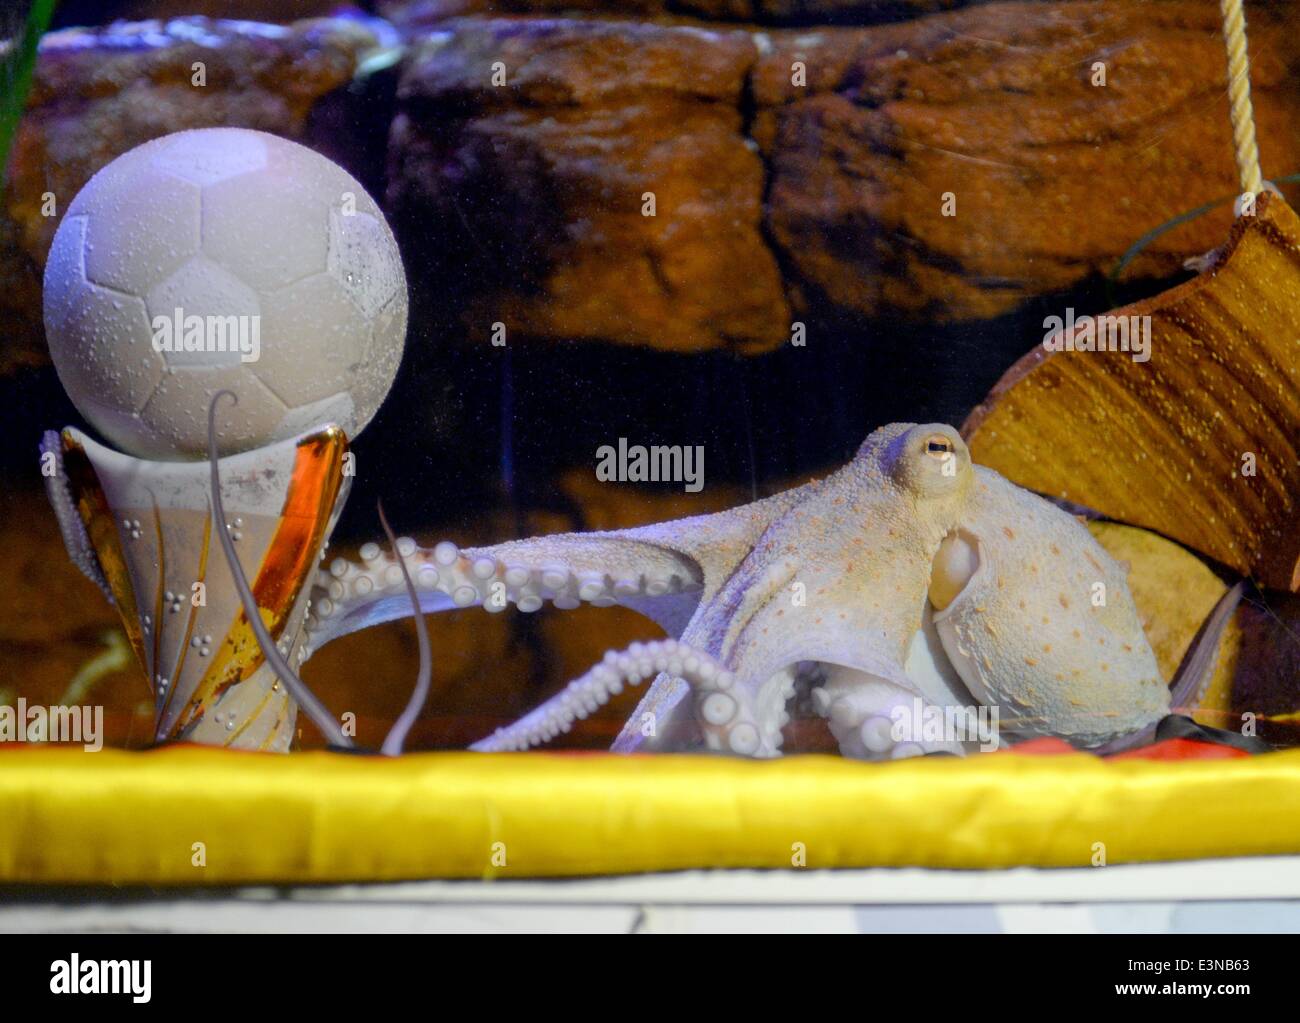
[0,16,384,372]
[389,1,1300,350]
[754,0,1300,321]
[388,17,790,354]
[8,4,1300,360]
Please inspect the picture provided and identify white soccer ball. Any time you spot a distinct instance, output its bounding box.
[43,127,407,460]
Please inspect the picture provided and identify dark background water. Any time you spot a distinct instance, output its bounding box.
[0,250,1167,545]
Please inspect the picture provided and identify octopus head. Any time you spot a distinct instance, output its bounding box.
[884,422,975,503]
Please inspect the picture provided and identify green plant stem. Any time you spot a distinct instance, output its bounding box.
[0,0,58,186]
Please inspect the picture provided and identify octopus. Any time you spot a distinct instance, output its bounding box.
[297,421,1216,760]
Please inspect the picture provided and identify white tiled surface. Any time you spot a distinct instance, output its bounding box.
[2,857,1299,932]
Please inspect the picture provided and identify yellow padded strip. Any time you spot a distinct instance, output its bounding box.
[2,746,1299,884]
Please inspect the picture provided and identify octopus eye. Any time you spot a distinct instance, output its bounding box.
[925,435,955,458]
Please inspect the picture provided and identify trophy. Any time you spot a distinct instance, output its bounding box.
[38,128,408,751]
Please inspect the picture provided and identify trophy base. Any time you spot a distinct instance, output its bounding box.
[42,425,351,751]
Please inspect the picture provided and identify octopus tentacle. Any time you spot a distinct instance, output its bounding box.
[376,501,433,757]
[469,638,736,752]
[301,534,707,660]
[691,663,796,757]
[1169,580,1245,714]
[40,430,113,602]
[301,488,812,660]
[296,493,811,755]
[813,667,965,760]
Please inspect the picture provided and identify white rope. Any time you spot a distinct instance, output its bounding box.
[1218,0,1266,207]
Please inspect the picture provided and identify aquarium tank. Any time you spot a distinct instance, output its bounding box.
[0,0,1299,949]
